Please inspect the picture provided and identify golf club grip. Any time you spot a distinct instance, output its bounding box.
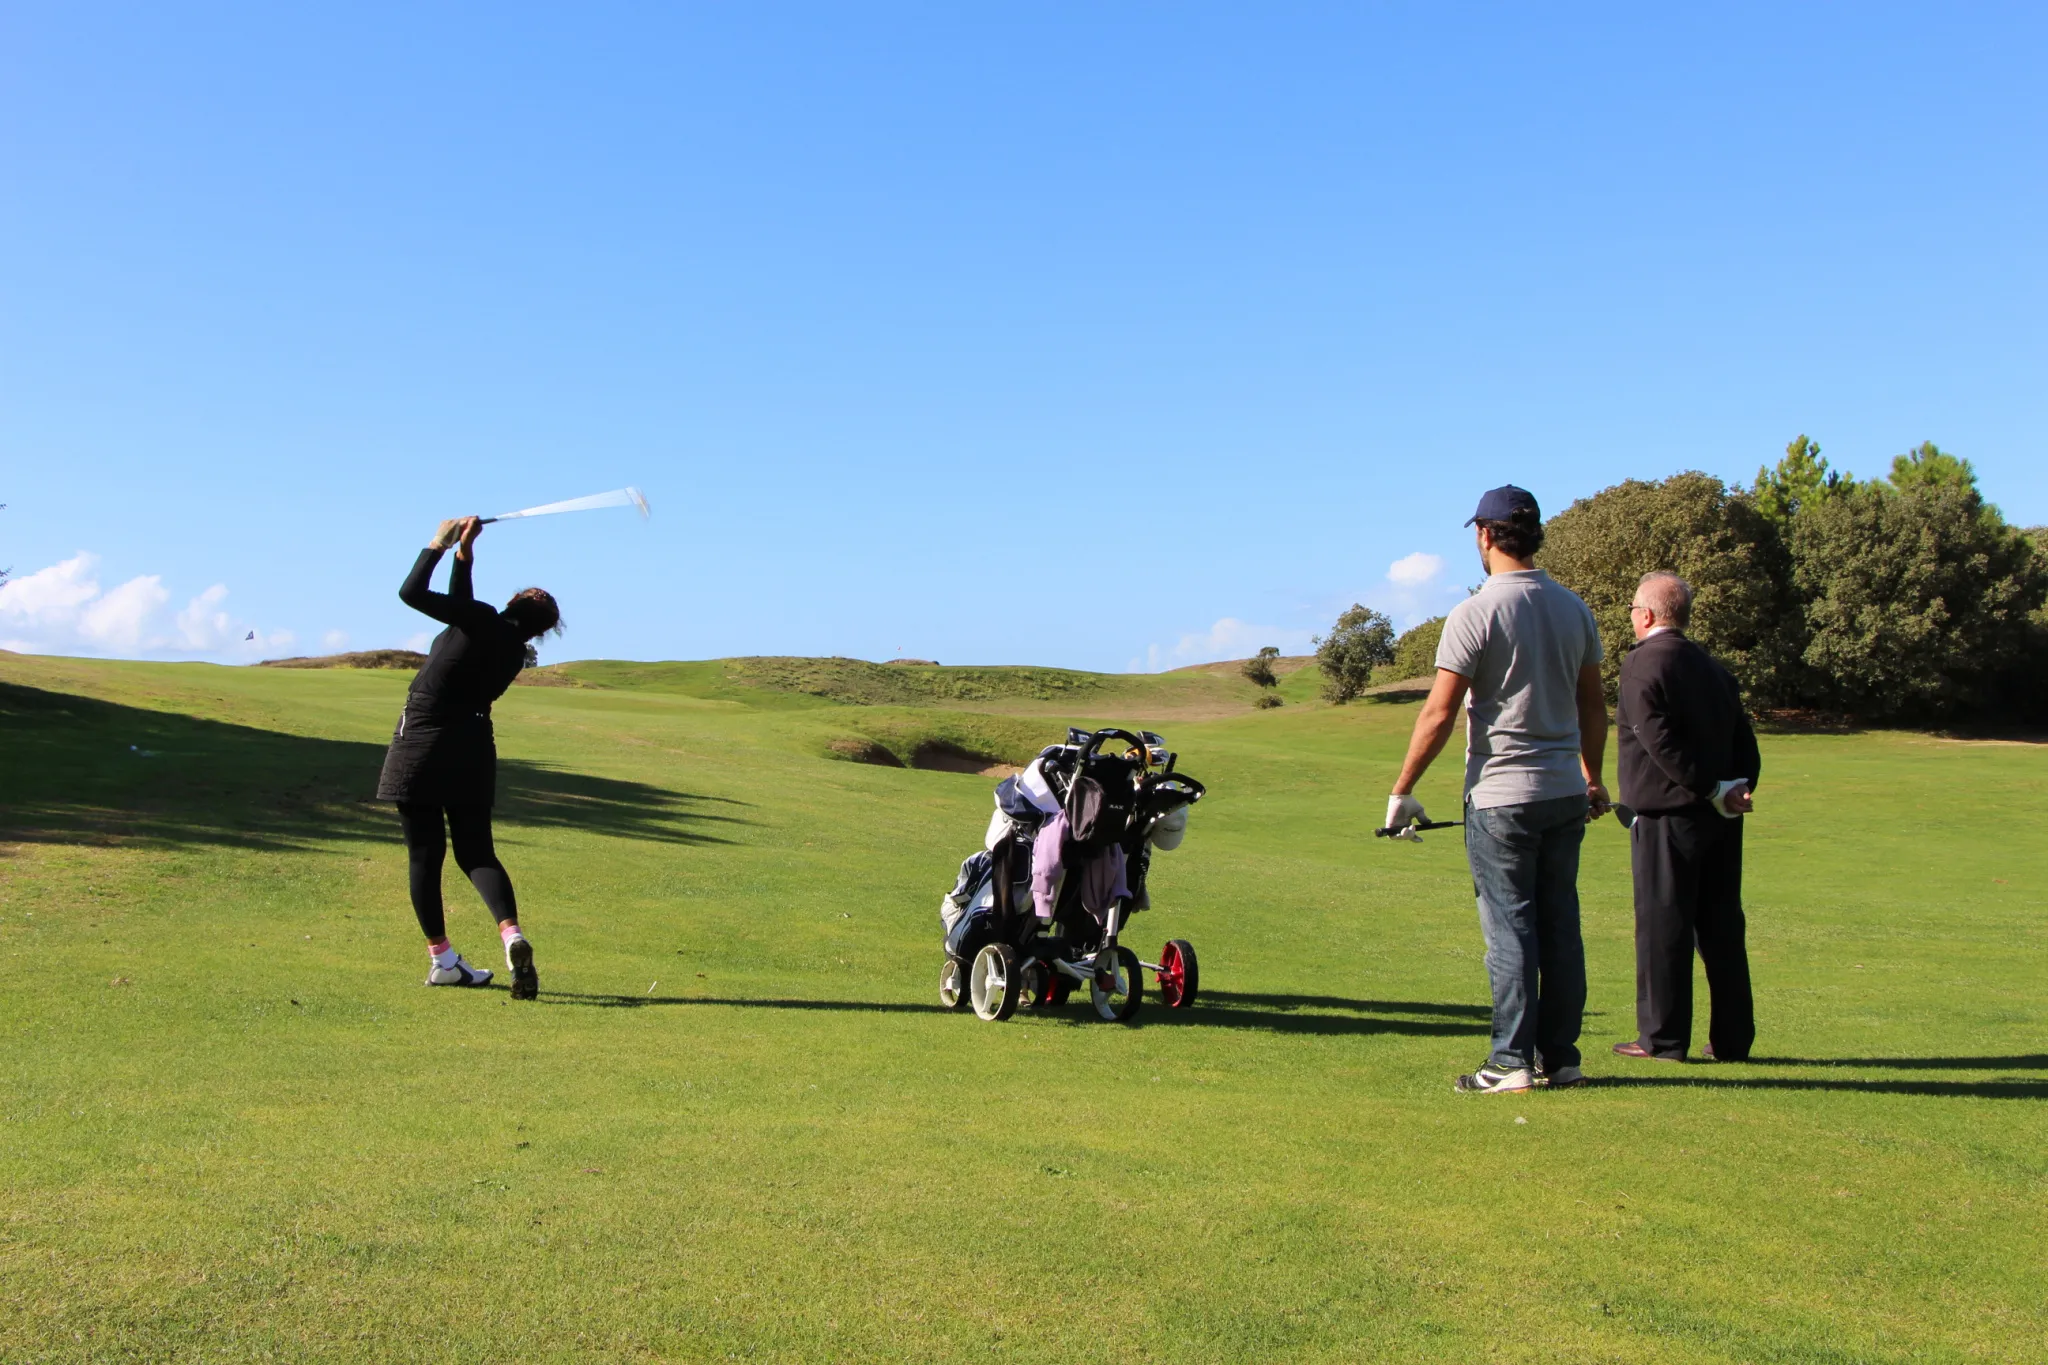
[1373,819,1465,838]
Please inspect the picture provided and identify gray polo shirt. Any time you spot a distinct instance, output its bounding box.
[1435,568,1603,809]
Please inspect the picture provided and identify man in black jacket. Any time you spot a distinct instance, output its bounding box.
[1613,572,1762,1063]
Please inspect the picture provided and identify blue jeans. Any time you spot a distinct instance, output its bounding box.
[1465,794,1589,1071]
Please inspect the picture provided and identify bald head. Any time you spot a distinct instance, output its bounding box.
[1633,572,1693,632]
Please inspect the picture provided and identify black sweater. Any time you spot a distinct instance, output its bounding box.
[1615,630,1762,815]
[398,548,529,721]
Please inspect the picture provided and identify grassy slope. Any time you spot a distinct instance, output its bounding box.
[1,652,2043,1363]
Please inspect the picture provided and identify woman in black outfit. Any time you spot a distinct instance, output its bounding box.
[376,516,561,999]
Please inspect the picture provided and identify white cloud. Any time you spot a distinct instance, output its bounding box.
[0,553,103,627]
[321,629,350,651]
[79,575,170,651]
[1133,617,1315,672]
[0,552,287,661]
[1386,552,1444,588]
[175,584,233,649]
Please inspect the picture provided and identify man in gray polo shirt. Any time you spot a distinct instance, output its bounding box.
[1385,485,1610,1093]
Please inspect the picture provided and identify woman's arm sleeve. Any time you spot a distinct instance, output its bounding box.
[397,548,495,630]
[449,553,474,603]
[398,548,448,617]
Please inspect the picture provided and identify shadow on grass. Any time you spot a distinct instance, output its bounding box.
[0,680,744,852]
[535,990,1491,1038]
[1595,1075,2046,1101]
[1200,990,1491,1019]
[540,992,943,1013]
[1742,1055,2048,1071]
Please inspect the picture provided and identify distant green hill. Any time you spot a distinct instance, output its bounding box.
[530,654,1292,720]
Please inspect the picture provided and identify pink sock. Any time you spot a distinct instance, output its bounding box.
[499,922,523,944]
[427,937,451,958]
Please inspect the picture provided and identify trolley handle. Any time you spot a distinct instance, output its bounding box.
[1078,728,1149,762]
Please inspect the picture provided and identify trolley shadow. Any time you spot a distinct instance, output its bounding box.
[0,680,743,852]
[539,991,944,1014]
[1059,988,1490,1038]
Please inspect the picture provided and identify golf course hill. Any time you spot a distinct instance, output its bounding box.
[246,649,1336,773]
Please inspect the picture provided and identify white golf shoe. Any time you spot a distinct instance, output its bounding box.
[426,954,493,987]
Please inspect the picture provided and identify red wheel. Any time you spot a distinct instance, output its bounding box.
[1158,939,1199,1008]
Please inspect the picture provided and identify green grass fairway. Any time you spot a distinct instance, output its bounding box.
[3,651,2044,1363]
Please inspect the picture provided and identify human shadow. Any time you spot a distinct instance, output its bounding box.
[540,991,943,1014]
[1200,990,1492,1020]
[1740,1055,2048,1072]
[1594,1075,2046,1101]
[0,679,743,852]
[1092,989,1490,1037]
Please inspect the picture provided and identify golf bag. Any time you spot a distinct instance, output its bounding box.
[936,728,1203,969]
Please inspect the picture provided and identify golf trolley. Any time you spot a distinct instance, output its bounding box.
[936,727,1205,1024]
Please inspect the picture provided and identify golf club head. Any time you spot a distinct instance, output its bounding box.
[626,486,651,519]
[1613,803,1637,830]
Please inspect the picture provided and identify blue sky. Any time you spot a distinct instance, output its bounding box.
[3,4,2042,670]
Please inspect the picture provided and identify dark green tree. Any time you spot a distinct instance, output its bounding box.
[1789,478,2046,720]
[1888,441,1976,493]
[1240,645,1281,688]
[1388,616,1445,683]
[1752,435,1845,528]
[1541,472,1803,704]
[1314,605,1395,703]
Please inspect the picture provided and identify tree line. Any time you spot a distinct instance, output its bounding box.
[1310,440,2047,724]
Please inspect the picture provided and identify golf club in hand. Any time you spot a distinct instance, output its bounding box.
[1374,818,1466,839]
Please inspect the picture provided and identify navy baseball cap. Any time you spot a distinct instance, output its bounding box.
[1464,484,1540,526]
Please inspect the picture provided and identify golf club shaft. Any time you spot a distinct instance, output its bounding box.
[477,487,649,525]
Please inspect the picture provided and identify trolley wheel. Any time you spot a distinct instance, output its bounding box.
[939,957,972,1011]
[970,943,1022,1022]
[1021,960,1064,1011]
[1090,945,1143,1023]
[1157,939,1199,1009]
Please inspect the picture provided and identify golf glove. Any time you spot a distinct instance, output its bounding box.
[1710,779,1751,819]
[1385,794,1427,841]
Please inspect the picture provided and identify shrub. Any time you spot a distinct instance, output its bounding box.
[1789,478,2046,721]
[1388,617,1445,682]
[1541,472,1803,704]
[1254,693,1283,709]
[1314,605,1395,703]
[1241,645,1281,688]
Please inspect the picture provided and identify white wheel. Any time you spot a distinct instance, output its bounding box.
[1090,945,1143,1022]
[939,958,971,1010]
[970,943,1021,1021]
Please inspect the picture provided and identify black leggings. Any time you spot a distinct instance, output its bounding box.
[397,802,518,941]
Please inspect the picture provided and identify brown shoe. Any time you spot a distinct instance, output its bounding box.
[1612,1040,1684,1062]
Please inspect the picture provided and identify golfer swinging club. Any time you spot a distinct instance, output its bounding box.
[376,515,562,998]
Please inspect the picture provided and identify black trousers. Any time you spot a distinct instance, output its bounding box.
[1630,807,1754,1060]
[397,802,518,942]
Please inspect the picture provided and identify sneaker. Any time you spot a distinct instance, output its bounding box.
[426,955,493,987]
[506,936,539,1001]
[1541,1065,1588,1088]
[1454,1063,1537,1094]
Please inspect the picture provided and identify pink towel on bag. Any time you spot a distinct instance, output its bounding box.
[1030,811,1129,921]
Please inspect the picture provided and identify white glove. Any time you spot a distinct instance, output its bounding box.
[1710,779,1751,819]
[1385,793,1427,841]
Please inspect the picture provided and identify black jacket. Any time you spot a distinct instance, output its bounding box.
[1615,630,1761,815]
[374,548,531,806]
[396,547,529,721]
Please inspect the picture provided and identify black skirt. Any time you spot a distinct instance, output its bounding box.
[375,711,497,807]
